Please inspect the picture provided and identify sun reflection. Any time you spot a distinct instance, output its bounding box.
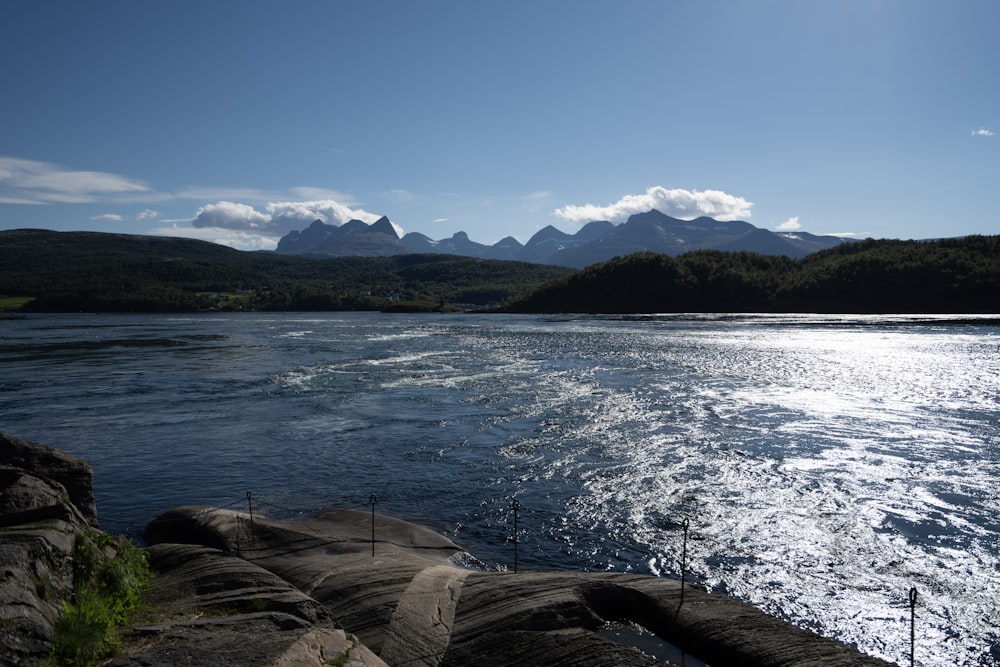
[487,320,1000,666]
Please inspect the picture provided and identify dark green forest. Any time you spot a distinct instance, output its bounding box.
[504,236,1000,314]
[3,229,999,314]
[0,229,573,312]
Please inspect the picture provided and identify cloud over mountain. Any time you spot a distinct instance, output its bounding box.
[775,216,801,231]
[192,199,382,236]
[553,186,753,224]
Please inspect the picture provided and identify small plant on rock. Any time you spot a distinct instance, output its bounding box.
[44,531,150,666]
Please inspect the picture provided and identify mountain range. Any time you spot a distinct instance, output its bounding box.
[274,209,848,268]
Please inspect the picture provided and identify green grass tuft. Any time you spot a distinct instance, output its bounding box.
[44,532,150,666]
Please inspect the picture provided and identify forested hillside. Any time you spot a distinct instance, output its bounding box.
[0,229,574,312]
[5,230,998,314]
[505,236,1000,314]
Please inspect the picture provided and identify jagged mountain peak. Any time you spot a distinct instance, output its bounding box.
[276,208,848,267]
[370,216,400,238]
[275,215,408,257]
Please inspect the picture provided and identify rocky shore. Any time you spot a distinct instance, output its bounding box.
[0,433,99,664]
[1,432,896,666]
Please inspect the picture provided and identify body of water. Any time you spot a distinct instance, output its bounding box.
[1,312,997,666]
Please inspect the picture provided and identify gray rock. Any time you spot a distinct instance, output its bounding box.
[0,434,94,666]
[0,467,68,515]
[108,542,385,666]
[144,506,896,667]
[0,432,98,527]
[0,521,76,664]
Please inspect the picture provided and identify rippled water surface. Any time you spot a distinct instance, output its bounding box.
[1,312,997,666]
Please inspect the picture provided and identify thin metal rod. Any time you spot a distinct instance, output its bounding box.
[512,499,520,573]
[246,490,255,545]
[369,494,378,557]
[680,517,689,606]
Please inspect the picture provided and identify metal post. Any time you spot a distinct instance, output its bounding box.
[369,495,378,557]
[512,499,520,573]
[246,490,255,545]
[909,587,918,667]
[680,517,690,606]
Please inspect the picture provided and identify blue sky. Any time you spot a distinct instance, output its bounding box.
[1,1,996,250]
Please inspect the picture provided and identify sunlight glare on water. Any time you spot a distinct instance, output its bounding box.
[0,313,997,666]
[507,319,1000,666]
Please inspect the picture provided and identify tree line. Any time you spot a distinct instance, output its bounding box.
[4,230,999,314]
[0,230,573,312]
[504,236,1000,314]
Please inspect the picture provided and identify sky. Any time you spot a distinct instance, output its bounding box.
[1,1,997,250]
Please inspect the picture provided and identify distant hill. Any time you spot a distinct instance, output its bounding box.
[0,229,574,312]
[274,209,848,267]
[503,236,1000,314]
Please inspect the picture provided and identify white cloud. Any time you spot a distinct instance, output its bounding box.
[191,199,385,238]
[161,201,404,249]
[824,231,869,238]
[553,186,753,224]
[0,156,149,204]
[155,223,279,251]
[192,201,271,230]
[0,156,389,242]
[774,216,801,231]
[0,196,46,205]
[268,199,380,230]
[971,127,994,137]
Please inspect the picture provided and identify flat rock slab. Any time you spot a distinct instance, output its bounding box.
[110,542,385,667]
[144,507,895,667]
[379,564,470,667]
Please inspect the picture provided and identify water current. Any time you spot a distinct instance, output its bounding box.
[1,312,997,666]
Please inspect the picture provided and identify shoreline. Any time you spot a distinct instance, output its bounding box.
[134,504,896,666]
[1,432,899,666]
